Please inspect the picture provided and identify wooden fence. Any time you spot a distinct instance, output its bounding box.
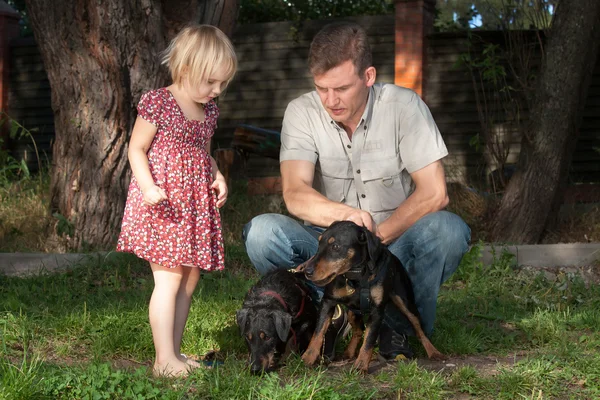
[6,15,600,183]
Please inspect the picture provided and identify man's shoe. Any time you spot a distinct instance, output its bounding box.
[378,322,414,360]
[323,304,350,360]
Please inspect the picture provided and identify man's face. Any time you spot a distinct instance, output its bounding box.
[313,60,375,131]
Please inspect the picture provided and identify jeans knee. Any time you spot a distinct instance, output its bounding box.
[440,211,470,254]
[418,211,470,253]
[243,213,285,251]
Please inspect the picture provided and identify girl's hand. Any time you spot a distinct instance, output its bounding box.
[211,176,228,208]
[142,184,168,206]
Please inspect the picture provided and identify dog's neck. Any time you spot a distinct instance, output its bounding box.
[344,252,386,286]
[344,250,388,283]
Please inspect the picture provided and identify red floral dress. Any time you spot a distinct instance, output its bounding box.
[117,88,224,271]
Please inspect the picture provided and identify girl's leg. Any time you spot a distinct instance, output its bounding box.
[149,262,189,377]
[173,265,201,366]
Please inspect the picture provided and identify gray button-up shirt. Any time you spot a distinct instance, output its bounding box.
[280,83,448,225]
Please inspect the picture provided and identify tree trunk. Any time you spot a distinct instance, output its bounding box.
[24,0,238,249]
[489,0,600,243]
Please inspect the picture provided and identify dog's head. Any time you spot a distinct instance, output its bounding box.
[236,307,292,374]
[299,221,382,286]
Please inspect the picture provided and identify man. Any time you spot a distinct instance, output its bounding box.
[243,21,470,360]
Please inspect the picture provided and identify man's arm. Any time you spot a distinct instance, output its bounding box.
[281,160,376,230]
[376,160,449,244]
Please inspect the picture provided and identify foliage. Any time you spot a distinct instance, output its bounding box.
[0,113,42,188]
[435,0,556,31]
[6,0,32,36]
[238,0,394,24]
[458,36,526,192]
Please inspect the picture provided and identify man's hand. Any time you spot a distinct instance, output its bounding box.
[341,208,378,235]
[142,184,168,206]
[211,176,228,208]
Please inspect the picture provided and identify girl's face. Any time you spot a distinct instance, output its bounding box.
[183,68,230,104]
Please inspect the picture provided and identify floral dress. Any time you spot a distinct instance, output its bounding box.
[117,88,224,271]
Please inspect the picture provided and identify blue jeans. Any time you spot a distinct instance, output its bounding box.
[242,211,470,336]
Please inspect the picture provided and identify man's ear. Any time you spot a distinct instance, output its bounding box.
[364,66,377,87]
[272,310,293,342]
[236,309,249,335]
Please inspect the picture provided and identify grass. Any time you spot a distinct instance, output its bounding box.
[1,176,600,399]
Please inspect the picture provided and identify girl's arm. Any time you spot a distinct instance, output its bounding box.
[205,139,225,181]
[128,116,167,205]
[205,139,228,208]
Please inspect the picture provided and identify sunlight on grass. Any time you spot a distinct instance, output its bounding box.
[1,243,599,398]
[392,361,448,399]
[0,354,45,400]
[1,179,600,398]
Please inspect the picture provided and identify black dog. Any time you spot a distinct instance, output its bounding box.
[236,269,317,373]
[297,221,445,373]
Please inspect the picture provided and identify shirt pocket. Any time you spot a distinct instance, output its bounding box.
[360,156,412,212]
[315,157,352,203]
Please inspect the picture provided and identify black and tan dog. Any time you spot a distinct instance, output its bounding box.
[236,269,317,374]
[297,221,445,373]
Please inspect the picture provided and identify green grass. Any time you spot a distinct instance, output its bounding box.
[1,246,599,398]
[1,180,600,399]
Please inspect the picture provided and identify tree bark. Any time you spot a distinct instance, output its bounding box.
[24,0,237,249]
[489,0,600,243]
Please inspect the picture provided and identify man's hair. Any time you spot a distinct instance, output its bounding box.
[308,21,372,76]
[162,24,237,88]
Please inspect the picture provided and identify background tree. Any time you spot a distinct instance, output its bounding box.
[23,0,238,249]
[489,0,600,243]
[435,0,556,30]
[237,0,393,24]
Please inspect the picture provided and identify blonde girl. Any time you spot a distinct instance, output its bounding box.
[117,25,237,377]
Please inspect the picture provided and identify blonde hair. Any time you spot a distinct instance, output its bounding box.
[162,25,237,89]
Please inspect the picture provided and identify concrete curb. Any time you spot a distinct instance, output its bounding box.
[481,243,600,267]
[0,243,599,277]
[0,252,109,277]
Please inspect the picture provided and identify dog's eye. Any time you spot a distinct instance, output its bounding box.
[331,243,340,251]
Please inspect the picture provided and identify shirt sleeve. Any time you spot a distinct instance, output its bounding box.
[136,91,162,128]
[399,92,448,173]
[280,100,319,164]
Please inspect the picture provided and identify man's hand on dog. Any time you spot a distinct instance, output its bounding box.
[341,209,384,241]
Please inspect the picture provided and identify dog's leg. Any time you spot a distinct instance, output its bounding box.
[353,307,384,373]
[301,299,335,366]
[280,338,295,365]
[342,310,363,360]
[390,294,445,360]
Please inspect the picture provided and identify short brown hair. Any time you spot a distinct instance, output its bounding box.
[308,21,372,76]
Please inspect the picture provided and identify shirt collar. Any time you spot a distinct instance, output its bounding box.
[359,86,375,129]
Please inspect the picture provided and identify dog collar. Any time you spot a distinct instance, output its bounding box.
[259,284,308,347]
[259,283,307,320]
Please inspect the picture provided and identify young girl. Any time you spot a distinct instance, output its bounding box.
[117,25,237,377]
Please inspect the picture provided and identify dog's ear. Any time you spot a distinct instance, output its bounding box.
[236,309,249,334]
[363,228,383,271]
[272,310,293,342]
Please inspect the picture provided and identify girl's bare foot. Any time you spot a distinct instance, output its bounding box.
[152,358,190,378]
[178,354,202,368]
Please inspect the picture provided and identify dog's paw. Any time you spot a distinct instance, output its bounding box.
[301,349,319,366]
[352,358,370,374]
[342,349,357,361]
[428,350,447,361]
